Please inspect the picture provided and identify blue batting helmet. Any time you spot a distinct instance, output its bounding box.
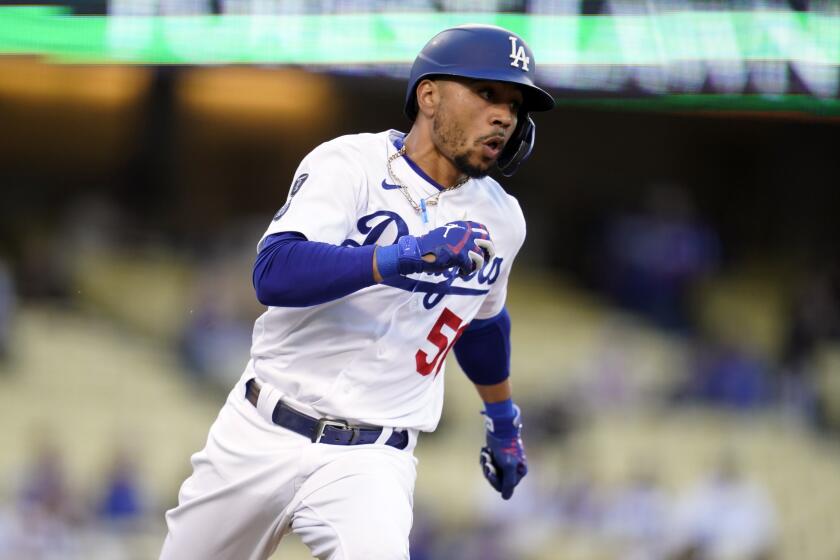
[404,24,555,176]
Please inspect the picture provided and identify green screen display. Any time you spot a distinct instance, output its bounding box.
[2,7,839,115]
[2,7,837,66]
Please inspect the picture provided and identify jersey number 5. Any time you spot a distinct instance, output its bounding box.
[416,307,468,377]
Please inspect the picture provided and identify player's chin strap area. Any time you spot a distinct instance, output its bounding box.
[496,115,536,178]
[245,379,410,450]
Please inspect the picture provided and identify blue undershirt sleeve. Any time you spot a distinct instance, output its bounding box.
[453,307,511,386]
[253,232,377,307]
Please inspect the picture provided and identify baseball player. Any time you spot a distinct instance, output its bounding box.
[160,24,554,560]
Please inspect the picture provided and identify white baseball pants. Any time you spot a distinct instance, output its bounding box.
[160,376,419,560]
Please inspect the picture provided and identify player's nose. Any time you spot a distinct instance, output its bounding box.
[490,107,514,128]
[489,104,516,132]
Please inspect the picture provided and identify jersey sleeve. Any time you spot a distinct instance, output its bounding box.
[473,196,526,321]
[259,140,366,249]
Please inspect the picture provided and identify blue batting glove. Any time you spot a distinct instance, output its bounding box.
[480,401,527,500]
[375,221,495,279]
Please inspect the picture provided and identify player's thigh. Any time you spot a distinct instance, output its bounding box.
[160,456,287,560]
[161,398,305,560]
[291,446,417,560]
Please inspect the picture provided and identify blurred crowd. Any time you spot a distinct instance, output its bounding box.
[412,454,777,560]
[0,431,781,560]
[594,185,840,433]
[0,435,149,560]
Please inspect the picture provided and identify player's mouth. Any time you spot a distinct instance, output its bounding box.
[480,136,505,160]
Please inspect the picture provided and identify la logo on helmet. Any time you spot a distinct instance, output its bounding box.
[508,36,530,71]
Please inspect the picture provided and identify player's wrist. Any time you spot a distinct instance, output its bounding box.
[484,398,515,418]
[374,244,401,280]
[482,400,520,438]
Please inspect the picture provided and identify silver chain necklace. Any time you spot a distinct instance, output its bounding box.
[386,145,469,225]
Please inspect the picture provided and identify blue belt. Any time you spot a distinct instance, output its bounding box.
[245,379,408,450]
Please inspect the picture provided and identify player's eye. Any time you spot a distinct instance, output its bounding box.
[478,88,492,100]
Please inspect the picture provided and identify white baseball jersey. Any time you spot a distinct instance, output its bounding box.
[249,129,526,432]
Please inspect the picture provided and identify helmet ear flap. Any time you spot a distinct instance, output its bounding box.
[497,115,535,177]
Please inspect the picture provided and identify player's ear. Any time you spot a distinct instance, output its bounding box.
[415,79,440,119]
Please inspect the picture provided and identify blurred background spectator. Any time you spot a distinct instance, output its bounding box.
[599,184,720,333]
[5,434,82,559]
[601,466,672,559]
[95,446,145,529]
[671,454,777,560]
[675,336,770,411]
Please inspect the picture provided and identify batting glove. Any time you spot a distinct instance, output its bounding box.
[392,220,495,278]
[480,404,527,500]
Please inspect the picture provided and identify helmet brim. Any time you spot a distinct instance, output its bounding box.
[405,70,555,121]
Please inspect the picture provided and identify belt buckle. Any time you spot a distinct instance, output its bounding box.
[313,418,351,443]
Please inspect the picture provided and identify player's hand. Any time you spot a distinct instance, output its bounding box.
[397,221,495,277]
[479,405,527,500]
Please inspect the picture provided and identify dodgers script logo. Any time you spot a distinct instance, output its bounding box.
[342,210,409,247]
[342,211,503,310]
[508,36,530,71]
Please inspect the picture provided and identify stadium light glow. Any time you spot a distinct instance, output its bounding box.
[1,6,839,112]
